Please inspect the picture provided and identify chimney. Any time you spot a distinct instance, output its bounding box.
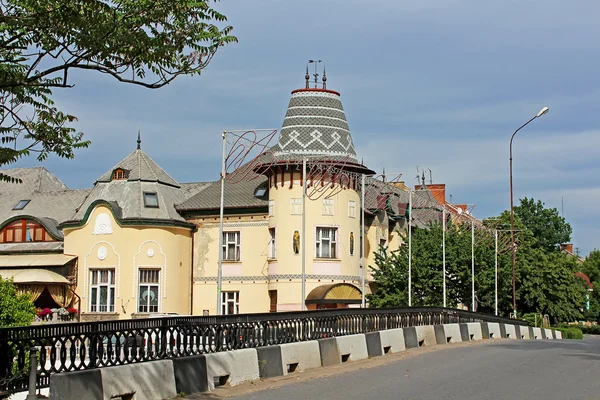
[561,243,574,253]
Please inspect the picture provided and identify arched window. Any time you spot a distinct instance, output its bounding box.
[0,219,53,243]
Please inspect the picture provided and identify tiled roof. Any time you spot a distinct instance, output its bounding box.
[0,241,64,254]
[96,149,180,187]
[180,182,212,200]
[0,168,90,237]
[177,176,268,212]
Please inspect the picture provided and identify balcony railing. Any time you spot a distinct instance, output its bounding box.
[0,307,524,396]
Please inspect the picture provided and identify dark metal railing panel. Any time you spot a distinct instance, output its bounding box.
[0,307,524,395]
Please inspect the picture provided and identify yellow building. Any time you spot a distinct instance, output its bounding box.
[0,75,444,320]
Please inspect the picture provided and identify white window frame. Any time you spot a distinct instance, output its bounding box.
[348,200,356,218]
[269,227,277,259]
[221,291,240,315]
[315,226,338,259]
[268,199,275,217]
[290,198,303,215]
[222,231,241,261]
[322,199,334,216]
[89,269,115,313]
[138,269,160,313]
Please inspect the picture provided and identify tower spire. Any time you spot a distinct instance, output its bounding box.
[322,66,327,89]
[137,130,141,150]
[305,64,310,89]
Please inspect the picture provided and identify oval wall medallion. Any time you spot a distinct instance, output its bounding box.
[97,246,107,260]
[147,248,154,258]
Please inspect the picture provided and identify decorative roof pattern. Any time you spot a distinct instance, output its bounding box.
[274,89,358,161]
[96,149,180,187]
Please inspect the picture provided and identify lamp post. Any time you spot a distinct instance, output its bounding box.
[509,106,549,318]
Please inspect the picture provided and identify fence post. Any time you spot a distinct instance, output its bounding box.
[25,347,39,400]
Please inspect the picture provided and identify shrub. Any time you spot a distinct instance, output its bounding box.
[579,325,600,335]
[553,326,584,339]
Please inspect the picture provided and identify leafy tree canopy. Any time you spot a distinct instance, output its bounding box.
[513,197,571,251]
[1,0,237,182]
[0,277,36,327]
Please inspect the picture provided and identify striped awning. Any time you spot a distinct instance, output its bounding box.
[0,253,76,268]
[305,283,362,304]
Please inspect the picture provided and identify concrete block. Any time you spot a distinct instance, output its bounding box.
[481,322,491,339]
[335,334,368,362]
[172,355,209,396]
[466,323,483,341]
[555,330,562,339]
[540,328,547,339]
[378,328,406,354]
[528,327,535,339]
[415,325,437,347]
[499,323,507,338]
[551,330,557,339]
[434,325,446,345]
[280,341,321,374]
[442,324,462,343]
[520,326,530,340]
[544,328,553,339]
[50,369,103,400]
[532,327,543,339]
[257,345,284,379]
[205,348,260,391]
[515,325,523,339]
[459,323,471,342]
[318,337,340,366]
[365,332,383,357]
[504,324,517,339]
[100,360,177,400]
[403,327,419,348]
[487,323,501,339]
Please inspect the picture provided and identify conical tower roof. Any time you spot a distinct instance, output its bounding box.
[274,88,358,162]
[96,148,180,187]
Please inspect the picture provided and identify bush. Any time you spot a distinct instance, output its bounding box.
[553,326,584,339]
[579,325,600,335]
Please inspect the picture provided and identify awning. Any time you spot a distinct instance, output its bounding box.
[0,253,76,268]
[305,283,362,305]
[0,269,69,284]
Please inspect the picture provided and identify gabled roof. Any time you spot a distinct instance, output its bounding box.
[96,149,180,187]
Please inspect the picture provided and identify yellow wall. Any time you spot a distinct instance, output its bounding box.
[63,205,193,321]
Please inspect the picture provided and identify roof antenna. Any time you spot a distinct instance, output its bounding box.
[308,59,321,88]
[137,130,141,150]
[322,66,327,89]
[421,171,426,187]
[428,168,432,184]
[305,64,310,89]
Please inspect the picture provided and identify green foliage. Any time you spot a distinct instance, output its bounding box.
[554,326,584,339]
[0,0,237,179]
[513,197,572,251]
[368,197,588,324]
[581,250,600,322]
[578,325,600,335]
[0,277,36,327]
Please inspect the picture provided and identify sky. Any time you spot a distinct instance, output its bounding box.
[11,0,600,255]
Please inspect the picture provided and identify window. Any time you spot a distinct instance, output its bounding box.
[348,200,356,218]
[322,199,334,216]
[269,228,276,259]
[254,187,267,197]
[138,269,160,313]
[269,290,277,313]
[0,219,49,243]
[379,238,387,257]
[112,168,127,180]
[89,269,115,312]
[268,200,275,217]
[222,291,240,315]
[13,200,30,210]
[143,192,159,208]
[290,198,302,215]
[316,227,337,259]
[222,231,241,261]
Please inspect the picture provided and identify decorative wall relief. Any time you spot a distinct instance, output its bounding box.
[350,232,354,255]
[293,230,300,254]
[93,213,113,235]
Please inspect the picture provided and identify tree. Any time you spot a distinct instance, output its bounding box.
[513,197,571,251]
[0,0,237,181]
[0,277,36,327]
[581,249,600,321]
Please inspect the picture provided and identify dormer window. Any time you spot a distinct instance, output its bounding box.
[143,192,159,208]
[12,199,30,210]
[112,168,127,180]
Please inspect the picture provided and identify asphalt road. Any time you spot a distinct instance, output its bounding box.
[220,337,600,400]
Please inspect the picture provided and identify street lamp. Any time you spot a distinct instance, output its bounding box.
[509,106,549,318]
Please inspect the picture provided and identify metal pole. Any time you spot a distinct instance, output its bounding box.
[25,347,38,400]
[471,219,475,312]
[408,189,412,307]
[301,157,307,311]
[495,229,498,316]
[361,174,366,308]
[442,206,446,308]
[510,115,537,319]
[217,130,227,315]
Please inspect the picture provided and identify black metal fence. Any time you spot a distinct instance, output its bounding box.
[0,307,524,396]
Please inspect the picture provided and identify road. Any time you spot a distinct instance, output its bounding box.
[198,336,600,400]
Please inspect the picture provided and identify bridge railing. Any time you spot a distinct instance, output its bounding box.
[0,307,523,396]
